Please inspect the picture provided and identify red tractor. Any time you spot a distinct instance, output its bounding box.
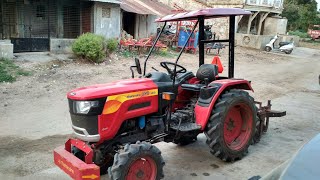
[54,8,286,180]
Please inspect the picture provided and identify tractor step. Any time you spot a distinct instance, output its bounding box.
[170,122,201,132]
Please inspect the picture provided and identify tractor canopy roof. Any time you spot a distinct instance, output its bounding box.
[156,8,251,22]
[142,8,251,78]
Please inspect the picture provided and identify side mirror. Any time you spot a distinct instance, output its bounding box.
[135,58,142,75]
[130,58,142,78]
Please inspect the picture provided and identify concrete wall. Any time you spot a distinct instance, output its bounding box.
[0,41,14,59]
[264,17,288,35]
[134,15,158,39]
[236,33,299,50]
[93,2,121,39]
[236,33,273,50]
[50,39,75,54]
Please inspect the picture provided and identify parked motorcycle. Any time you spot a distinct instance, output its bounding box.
[265,35,294,54]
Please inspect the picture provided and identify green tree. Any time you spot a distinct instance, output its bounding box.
[283,0,320,31]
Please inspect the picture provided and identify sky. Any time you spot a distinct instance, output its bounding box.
[318,0,320,11]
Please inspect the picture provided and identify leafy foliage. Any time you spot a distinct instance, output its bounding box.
[288,30,309,38]
[106,38,118,54]
[283,0,320,32]
[72,33,107,63]
[121,50,136,58]
[72,33,119,63]
[0,58,31,83]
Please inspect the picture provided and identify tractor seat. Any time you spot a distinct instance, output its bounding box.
[176,71,195,83]
[181,64,218,92]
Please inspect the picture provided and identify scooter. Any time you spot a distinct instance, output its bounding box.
[265,35,294,54]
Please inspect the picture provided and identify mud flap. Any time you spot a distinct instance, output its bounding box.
[53,139,100,180]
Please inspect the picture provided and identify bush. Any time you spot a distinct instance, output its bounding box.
[288,30,309,38]
[72,33,107,63]
[106,38,118,53]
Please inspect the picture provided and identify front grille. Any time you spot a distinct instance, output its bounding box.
[74,128,84,135]
[71,114,99,135]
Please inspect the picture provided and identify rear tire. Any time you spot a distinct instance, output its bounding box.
[285,50,292,54]
[252,116,261,144]
[205,89,256,161]
[108,142,165,180]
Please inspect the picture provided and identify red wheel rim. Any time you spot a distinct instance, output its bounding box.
[223,103,253,151]
[126,156,157,180]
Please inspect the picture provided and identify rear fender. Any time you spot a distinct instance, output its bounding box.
[195,79,253,130]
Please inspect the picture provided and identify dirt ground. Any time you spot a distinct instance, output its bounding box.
[0,46,319,180]
[299,41,320,50]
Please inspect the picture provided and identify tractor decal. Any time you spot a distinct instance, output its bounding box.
[57,159,75,175]
[102,89,158,114]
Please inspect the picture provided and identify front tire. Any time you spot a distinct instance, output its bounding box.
[205,89,256,161]
[108,142,165,180]
[265,46,272,52]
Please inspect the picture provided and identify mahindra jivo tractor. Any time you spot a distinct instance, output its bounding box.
[54,8,286,180]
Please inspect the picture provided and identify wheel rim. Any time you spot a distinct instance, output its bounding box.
[266,47,271,52]
[126,156,157,180]
[223,103,253,151]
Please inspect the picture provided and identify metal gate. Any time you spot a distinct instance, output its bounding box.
[1,0,86,53]
[11,38,50,52]
[0,0,56,52]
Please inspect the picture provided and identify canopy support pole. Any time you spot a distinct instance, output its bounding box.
[229,15,235,78]
[198,16,205,67]
[143,21,167,76]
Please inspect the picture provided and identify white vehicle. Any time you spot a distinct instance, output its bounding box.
[265,35,294,54]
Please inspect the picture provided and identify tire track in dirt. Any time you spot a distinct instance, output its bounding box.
[0,135,71,176]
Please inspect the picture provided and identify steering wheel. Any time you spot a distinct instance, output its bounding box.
[160,62,187,77]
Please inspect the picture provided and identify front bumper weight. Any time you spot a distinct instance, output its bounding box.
[53,139,100,180]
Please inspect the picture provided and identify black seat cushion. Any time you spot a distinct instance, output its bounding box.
[196,64,218,82]
[176,71,195,83]
[279,42,291,47]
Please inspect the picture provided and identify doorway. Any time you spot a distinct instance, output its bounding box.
[122,11,136,37]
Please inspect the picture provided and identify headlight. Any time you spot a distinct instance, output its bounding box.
[74,101,99,114]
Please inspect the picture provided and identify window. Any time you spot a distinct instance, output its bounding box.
[102,7,111,18]
[36,5,46,20]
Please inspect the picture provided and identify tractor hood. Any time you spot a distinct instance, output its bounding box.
[67,78,158,100]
